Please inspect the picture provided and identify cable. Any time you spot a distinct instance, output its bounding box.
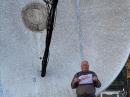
[76,0,84,60]
[41,0,58,77]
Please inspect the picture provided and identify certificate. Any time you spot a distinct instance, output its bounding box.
[79,74,93,84]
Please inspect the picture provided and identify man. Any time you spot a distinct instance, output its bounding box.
[71,60,101,97]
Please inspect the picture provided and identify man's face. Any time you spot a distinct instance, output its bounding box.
[81,61,89,71]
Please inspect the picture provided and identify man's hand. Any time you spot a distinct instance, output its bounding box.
[92,76,98,81]
[74,78,80,83]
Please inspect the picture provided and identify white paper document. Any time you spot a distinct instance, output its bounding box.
[79,74,93,84]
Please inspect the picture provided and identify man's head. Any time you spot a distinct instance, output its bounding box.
[80,60,89,71]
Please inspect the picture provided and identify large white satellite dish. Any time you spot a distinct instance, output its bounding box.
[0,0,130,97]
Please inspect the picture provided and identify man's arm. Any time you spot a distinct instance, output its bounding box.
[71,73,80,89]
[92,72,101,88]
[94,78,101,88]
